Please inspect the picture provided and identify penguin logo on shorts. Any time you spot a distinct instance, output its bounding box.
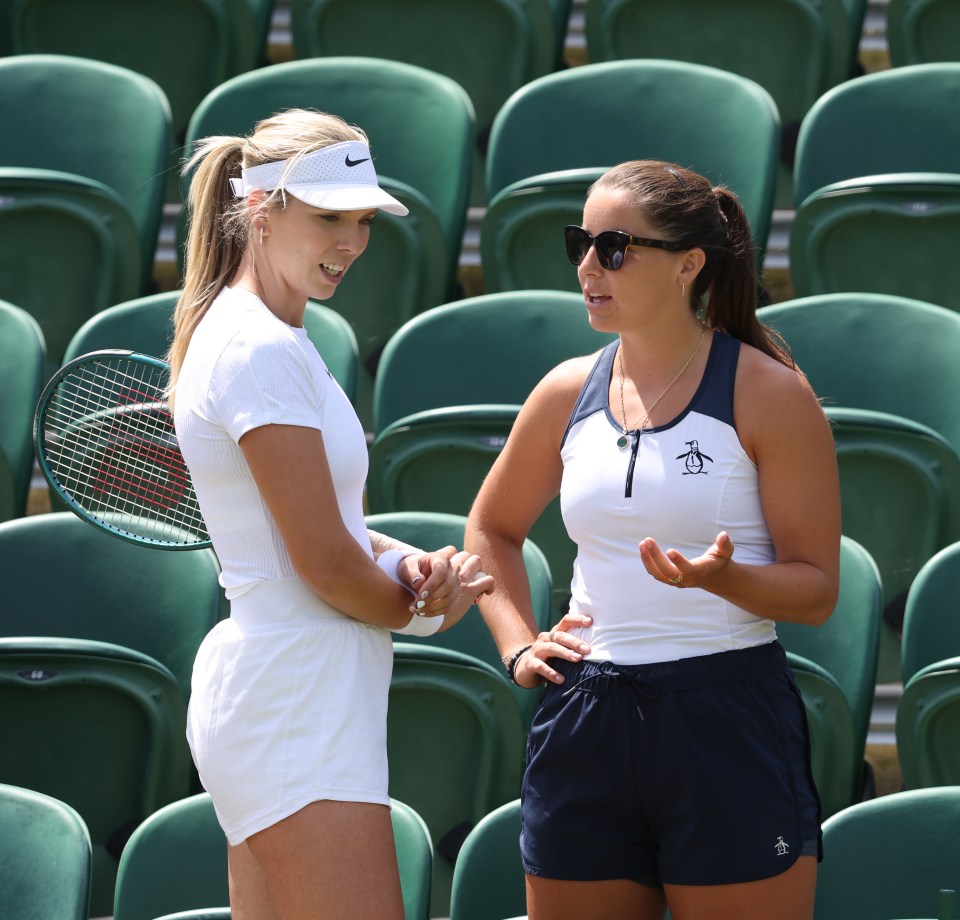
[775,836,790,856]
[676,440,713,475]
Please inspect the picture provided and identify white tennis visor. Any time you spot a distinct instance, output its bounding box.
[229,140,409,216]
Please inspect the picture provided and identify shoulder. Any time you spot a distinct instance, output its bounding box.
[525,350,605,419]
[734,343,831,458]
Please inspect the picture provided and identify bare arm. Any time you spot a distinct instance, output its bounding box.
[638,349,841,625]
[466,359,594,682]
[241,423,447,627]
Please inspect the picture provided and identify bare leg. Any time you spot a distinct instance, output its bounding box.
[527,876,667,920]
[228,840,278,920]
[239,800,404,920]
[665,855,817,920]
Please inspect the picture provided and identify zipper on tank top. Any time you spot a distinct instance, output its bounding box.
[624,431,641,498]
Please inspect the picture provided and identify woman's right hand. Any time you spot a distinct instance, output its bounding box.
[513,611,593,688]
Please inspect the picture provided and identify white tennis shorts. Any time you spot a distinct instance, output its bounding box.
[186,575,394,845]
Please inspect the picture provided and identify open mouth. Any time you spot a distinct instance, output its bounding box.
[322,262,345,279]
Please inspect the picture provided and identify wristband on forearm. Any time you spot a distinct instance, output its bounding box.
[375,548,446,636]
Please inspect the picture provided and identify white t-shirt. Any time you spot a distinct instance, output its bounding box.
[174,285,370,600]
[560,333,777,664]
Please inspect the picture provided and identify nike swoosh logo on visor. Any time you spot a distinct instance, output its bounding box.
[345,156,370,167]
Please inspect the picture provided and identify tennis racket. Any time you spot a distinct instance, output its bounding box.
[34,350,211,549]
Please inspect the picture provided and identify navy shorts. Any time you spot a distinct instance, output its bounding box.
[520,641,822,887]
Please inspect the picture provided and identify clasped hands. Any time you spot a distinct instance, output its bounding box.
[398,546,494,632]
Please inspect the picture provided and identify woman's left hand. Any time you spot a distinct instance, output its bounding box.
[398,548,494,628]
[638,531,734,589]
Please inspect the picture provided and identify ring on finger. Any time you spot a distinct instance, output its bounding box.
[670,573,683,585]
[547,631,556,642]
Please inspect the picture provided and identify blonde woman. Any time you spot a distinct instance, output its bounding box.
[169,109,493,920]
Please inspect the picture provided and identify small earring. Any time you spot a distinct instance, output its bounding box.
[682,282,686,298]
[259,226,264,246]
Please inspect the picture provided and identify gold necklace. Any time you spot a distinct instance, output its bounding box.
[616,325,706,449]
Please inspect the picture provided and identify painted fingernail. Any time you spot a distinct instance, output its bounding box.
[420,591,429,599]
[412,575,424,585]
[416,600,426,609]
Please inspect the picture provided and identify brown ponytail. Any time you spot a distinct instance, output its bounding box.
[589,160,794,368]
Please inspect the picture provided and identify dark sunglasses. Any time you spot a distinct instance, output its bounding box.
[564,225,686,270]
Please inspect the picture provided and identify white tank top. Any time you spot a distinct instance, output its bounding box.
[560,333,777,664]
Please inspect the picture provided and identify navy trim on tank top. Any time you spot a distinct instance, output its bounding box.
[561,331,741,451]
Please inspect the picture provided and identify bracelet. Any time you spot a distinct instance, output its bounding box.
[503,644,534,685]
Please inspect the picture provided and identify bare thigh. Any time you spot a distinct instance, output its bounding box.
[234,800,404,920]
[665,855,817,920]
[526,875,668,920]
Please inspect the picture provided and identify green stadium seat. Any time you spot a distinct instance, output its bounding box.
[289,0,556,204]
[790,172,960,311]
[0,299,45,522]
[11,0,259,145]
[583,0,855,208]
[793,62,960,207]
[449,800,525,920]
[390,644,525,917]
[366,510,553,732]
[759,294,960,682]
[887,0,960,66]
[0,784,91,920]
[370,291,615,613]
[485,60,780,260]
[897,542,960,789]
[814,788,960,920]
[778,536,882,815]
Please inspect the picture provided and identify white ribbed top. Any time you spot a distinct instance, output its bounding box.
[174,285,370,599]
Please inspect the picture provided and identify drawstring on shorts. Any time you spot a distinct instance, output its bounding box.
[562,663,660,719]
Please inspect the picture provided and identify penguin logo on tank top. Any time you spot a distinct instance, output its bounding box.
[676,439,713,475]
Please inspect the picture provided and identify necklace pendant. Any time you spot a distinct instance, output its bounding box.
[617,433,630,449]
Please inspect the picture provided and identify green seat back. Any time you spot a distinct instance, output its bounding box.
[0,55,171,274]
[790,173,960,311]
[449,799,524,920]
[486,59,779,254]
[290,0,554,131]
[794,62,960,207]
[887,0,960,66]
[0,638,192,917]
[0,783,91,920]
[12,0,257,143]
[585,0,852,128]
[0,299,45,520]
[777,536,881,807]
[64,290,361,405]
[365,510,553,731]
[374,291,614,432]
[481,167,603,294]
[0,513,224,700]
[184,57,474,290]
[371,291,615,612]
[897,656,960,790]
[814,787,960,920]
[759,294,960,681]
[903,542,960,683]
[0,168,143,367]
[114,793,227,920]
[784,652,859,818]
[389,644,525,917]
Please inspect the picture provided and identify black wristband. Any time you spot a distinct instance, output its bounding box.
[504,643,534,685]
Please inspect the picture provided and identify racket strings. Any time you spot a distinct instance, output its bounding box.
[43,357,209,545]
